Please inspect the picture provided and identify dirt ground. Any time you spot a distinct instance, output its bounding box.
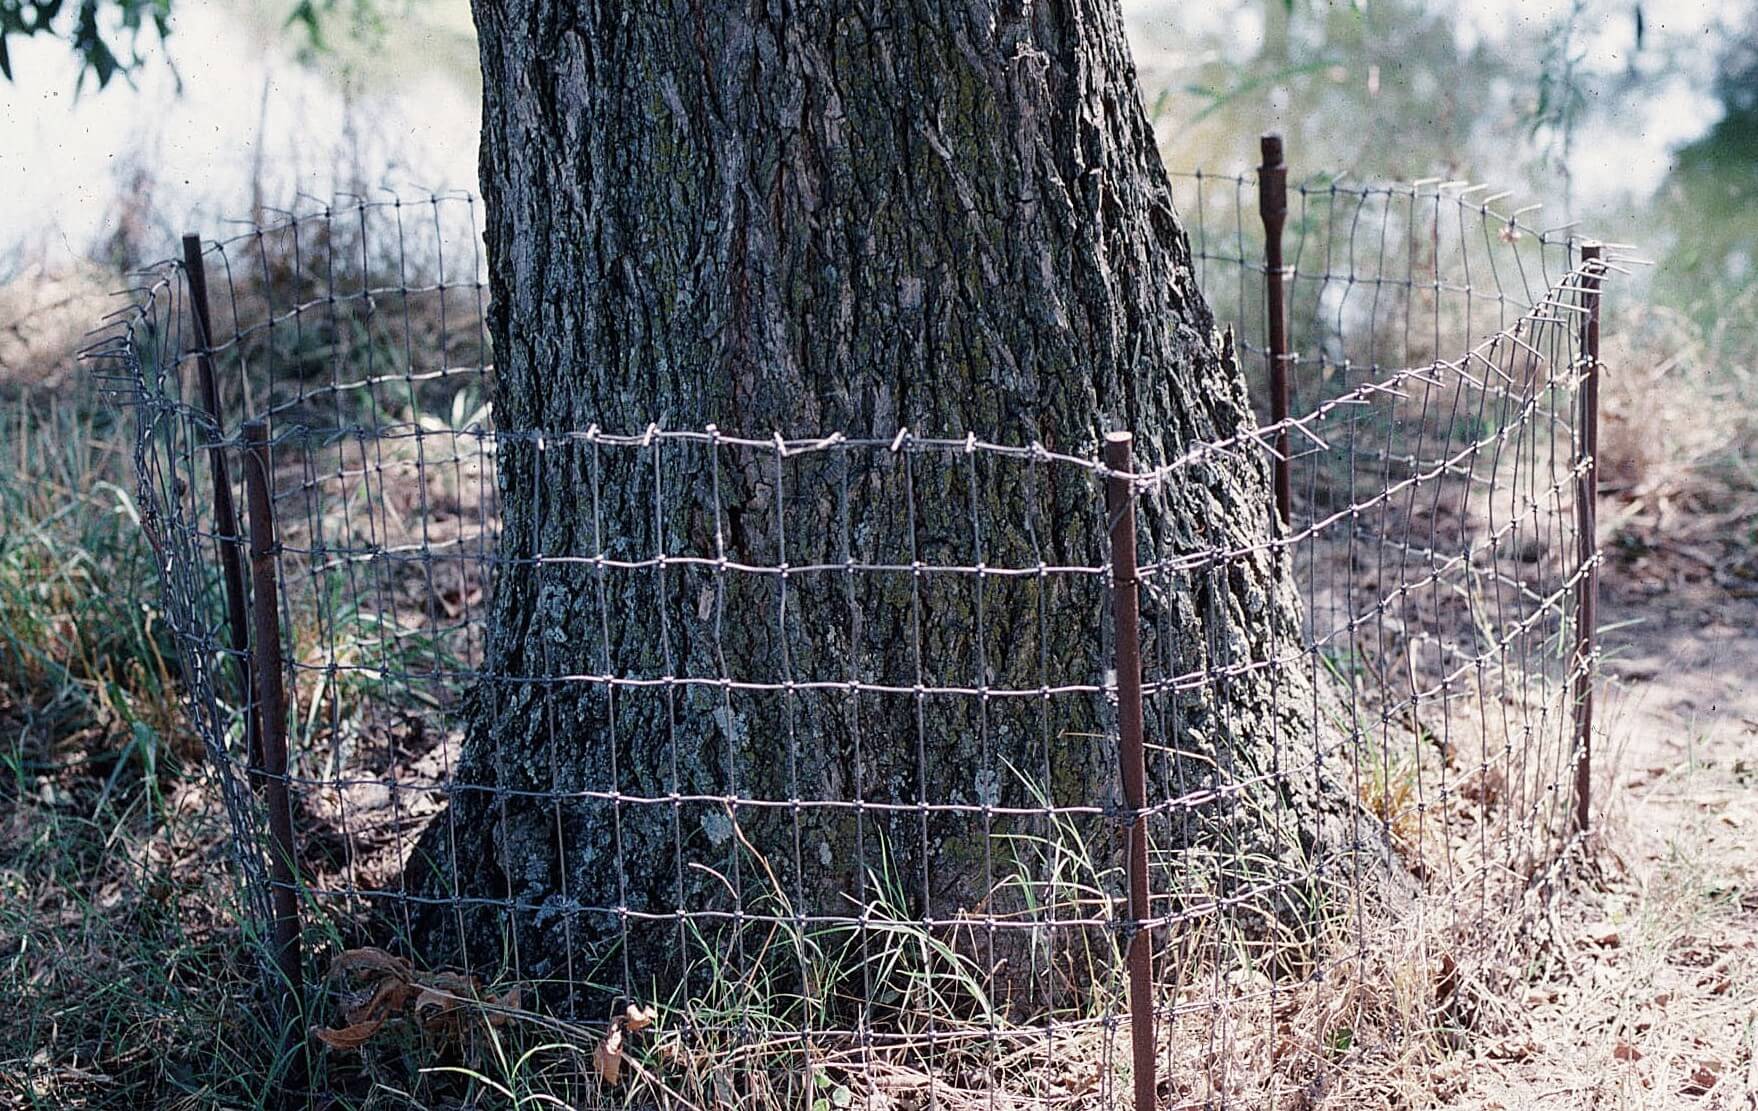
[1453,570,1758,1109]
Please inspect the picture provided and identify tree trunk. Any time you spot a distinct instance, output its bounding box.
[404,0,1386,1012]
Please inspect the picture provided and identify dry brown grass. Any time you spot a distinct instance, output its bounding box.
[0,263,118,394]
[1597,297,1758,604]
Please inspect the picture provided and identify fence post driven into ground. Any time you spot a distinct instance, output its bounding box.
[1571,243,1604,835]
[182,234,261,780]
[1258,134,1292,530]
[241,418,306,1066]
[1103,431,1156,1111]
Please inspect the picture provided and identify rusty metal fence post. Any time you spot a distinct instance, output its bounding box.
[1104,431,1156,1111]
[241,418,306,1061]
[1258,134,1292,530]
[183,234,262,779]
[1571,243,1604,835]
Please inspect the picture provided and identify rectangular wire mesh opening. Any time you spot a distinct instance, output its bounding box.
[84,171,1615,1107]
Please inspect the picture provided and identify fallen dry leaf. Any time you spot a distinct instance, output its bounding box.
[1681,1063,1719,1095]
[314,947,418,1051]
[438,585,485,619]
[335,947,413,979]
[414,972,482,1029]
[1434,953,1460,1009]
[595,1024,625,1085]
[1613,1040,1644,1062]
[414,987,458,1027]
[485,987,523,1027]
[1579,923,1622,949]
[624,1002,653,1032]
[312,1016,388,1051]
[311,949,521,1054]
[346,975,412,1026]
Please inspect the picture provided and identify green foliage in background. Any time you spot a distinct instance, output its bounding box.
[0,0,169,87]
[0,0,384,87]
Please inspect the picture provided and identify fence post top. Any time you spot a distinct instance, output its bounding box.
[1103,430,1134,475]
[1259,135,1288,228]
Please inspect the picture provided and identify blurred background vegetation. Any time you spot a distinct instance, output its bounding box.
[1,0,1752,315]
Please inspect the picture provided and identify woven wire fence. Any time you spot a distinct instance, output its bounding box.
[85,147,1619,1107]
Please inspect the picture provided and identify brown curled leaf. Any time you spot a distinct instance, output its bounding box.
[346,977,413,1026]
[485,987,523,1027]
[1682,1063,1720,1095]
[624,1003,653,1032]
[432,971,482,993]
[594,1025,625,1085]
[413,972,483,1027]
[414,987,460,1027]
[311,1016,388,1052]
[333,947,412,980]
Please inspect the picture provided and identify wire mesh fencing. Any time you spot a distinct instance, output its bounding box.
[85,142,1620,1108]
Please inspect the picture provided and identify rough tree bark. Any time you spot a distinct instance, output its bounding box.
[404,0,1388,1007]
